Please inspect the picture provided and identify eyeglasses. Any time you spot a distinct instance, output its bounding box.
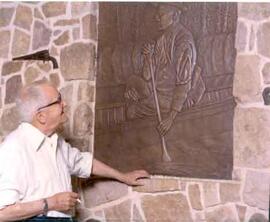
[37,93,62,111]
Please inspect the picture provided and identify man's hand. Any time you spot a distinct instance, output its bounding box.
[119,170,150,186]
[47,192,79,212]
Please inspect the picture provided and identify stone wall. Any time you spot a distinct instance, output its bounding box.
[0,2,269,222]
[0,2,97,153]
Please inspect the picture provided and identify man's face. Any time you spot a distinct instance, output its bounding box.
[156,6,175,30]
[38,84,67,133]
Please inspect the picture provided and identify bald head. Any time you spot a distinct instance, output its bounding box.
[16,80,53,123]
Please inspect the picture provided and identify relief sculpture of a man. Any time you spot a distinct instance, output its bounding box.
[125,4,205,138]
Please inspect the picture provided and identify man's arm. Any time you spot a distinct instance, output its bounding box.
[92,159,149,186]
[0,192,78,221]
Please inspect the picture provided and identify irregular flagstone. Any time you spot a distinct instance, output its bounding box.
[236,205,246,222]
[54,31,69,46]
[32,21,52,50]
[54,19,80,26]
[258,22,270,58]
[142,193,192,222]
[220,182,241,203]
[104,200,131,222]
[14,5,32,31]
[188,183,203,210]
[12,29,30,57]
[202,182,219,207]
[0,7,15,27]
[37,62,51,72]
[42,2,66,18]
[0,106,20,134]
[71,2,91,16]
[205,205,239,222]
[233,55,262,103]
[262,62,270,84]
[133,178,179,193]
[82,14,97,40]
[82,180,128,208]
[243,170,270,210]
[234,107,270,168]
[239,3,270,21]
[67,137,89,152]
[78,82,95,102]
[5,75,22,104]
[49,73,60,88]
[132,205,144,222]
[0,31,10,58]
[24,66,40,84]
[73,103,93,136]
[235,21,247,52]
[0,87,2,108]
[34,8,43,19]
[60,43,96,80]
[2,61,23,76]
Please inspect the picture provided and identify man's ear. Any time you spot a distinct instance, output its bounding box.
[35,111,47,125]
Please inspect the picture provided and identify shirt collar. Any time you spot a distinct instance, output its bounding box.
[19,122,58,151]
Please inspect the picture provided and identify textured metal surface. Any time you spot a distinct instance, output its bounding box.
[94,2,237,179]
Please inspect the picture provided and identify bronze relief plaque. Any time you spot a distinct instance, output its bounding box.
[94,2,237,179]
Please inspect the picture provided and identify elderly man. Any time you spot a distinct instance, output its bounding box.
[0,80,149,221]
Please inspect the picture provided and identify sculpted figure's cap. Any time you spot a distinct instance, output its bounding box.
[153,3,188,12]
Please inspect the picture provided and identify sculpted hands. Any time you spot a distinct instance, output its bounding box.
[47,192,79,212]
[157,110,177,136]
[124,87,139,102]
[119,170,150,186]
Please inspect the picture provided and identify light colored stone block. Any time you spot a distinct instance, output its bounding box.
[104,200,131,222]
[82,14,97,40]
[233,55,262,103]
[243,170,270,210]
[0,30,10,58]
[73,103,93,136]
[258,22,270,58]
[133,178,179,193]
[0,106,20,135]
[78,82,95,102]
[142,193,192,222]
[188,184,203,210]
[5,75,22,104]
[24,66,40,84]
[202,182,219,207]
[2,61,23,76]
[220,182,241,203]
[239,3,270,20]
[42,2,66,18]
[82,180,128,208]
[234,107,270,168]
[236,204,247,222]
[132,205,144,222]
[60,43,95,80]
[0,7,15,27]
[71,2,91,16]
[54,19,80,27]
[32,21,52,50]
[54,31,69,46]
[262,62,270,84]
[235,21,247,52]
[14,5,32,31]
[205,205,239,222]
[12,29,30,57]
